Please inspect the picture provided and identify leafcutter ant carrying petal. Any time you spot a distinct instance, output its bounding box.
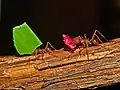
[62,30,108,60]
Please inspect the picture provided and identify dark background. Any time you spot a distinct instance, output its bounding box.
[1,0,120,55]
[0,0,120,89]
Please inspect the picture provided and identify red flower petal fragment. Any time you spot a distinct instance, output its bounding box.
[62,34,76,49]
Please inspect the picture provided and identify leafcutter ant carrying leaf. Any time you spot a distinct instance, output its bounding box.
[33,42,61,71]
[33,42,58,60]
[62,30,108,60]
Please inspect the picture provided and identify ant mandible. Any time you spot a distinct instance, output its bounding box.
[62,30,108,60]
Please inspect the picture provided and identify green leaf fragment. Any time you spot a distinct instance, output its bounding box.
[13,22,42,55]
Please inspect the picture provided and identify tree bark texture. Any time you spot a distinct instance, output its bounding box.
[0,38,120,90]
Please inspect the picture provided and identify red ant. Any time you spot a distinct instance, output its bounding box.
[62,30,108,60]
[33,42,57,60]
[33,42,61,70]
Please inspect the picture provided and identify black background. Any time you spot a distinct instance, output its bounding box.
[0,0,120,89]
[1,0,120,55]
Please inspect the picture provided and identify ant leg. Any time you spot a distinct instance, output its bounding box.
[78,47,82,58]
[68,48,76,60]
[74,35,85,59]
[45,42,56,50]
[45,42,61,59]
[41,49,45,60]
[68,53,73,60]
[84,34,89,60]
[77,47,85,60]
[91,30,108,42]
[90,30,107,49]
[45,42,56,55]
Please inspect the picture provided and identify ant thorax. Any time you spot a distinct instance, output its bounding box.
[73,35,100,47]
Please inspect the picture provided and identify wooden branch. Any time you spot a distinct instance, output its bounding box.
[0,38,120,90]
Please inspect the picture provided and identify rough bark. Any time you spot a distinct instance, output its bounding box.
[0,38,120,90]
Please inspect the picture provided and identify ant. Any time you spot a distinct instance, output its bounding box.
[62,30,108,60]
[32,42,57,60]
[33,42,60,70]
